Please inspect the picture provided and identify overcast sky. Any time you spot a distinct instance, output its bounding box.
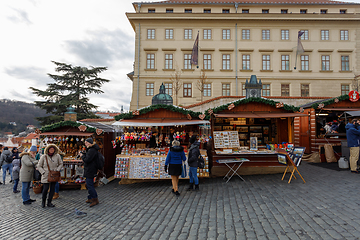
[1,0,359,113]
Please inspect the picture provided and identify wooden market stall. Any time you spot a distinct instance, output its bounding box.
[38,121,117,188]
[112,104,211,180]
[294,94,360,160]
[208,97,307,176]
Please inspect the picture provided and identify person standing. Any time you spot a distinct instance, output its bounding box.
[80,138,100,207]
[37,144,63,208]
[53,151,65,200]
[20,145,38,205]
[164,140,186,196]
[345,119,360,173]
[12,147,21,193]
[187,135,200,191]
[0,147,14,184]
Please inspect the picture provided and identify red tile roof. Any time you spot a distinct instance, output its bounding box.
[150,0,356,5]
[24,133,39,139]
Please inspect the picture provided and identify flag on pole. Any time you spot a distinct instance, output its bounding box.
[190,32,199,66]
[297,31,305,54]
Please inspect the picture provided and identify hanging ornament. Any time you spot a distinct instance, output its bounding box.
[318,103,324,109]
[334,98,339,103]
[208,109,213,115]
[187,114,192,120]
[228,103,235,110]
[78,125,87,132]
[132,110,140,115]
[96,129,103,135]
[276,102,284,108]
[349,90,359,102]
[35,129,41,134]
[299,107,304,113]
[199,114,205,120]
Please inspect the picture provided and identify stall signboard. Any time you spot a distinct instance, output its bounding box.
[250,137,258,151]
[213,131,240,149]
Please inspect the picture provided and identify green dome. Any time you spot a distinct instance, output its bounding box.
[152,83,173,105]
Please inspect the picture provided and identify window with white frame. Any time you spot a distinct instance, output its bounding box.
[222,54,230,70]
[262,55,270,70]
[184,54,191,69]
[165,54,173,69]
[203,54,212,69]
[222,29,230,40]
[301,55,309,71]
[222,84,230,96]
[147,29,155,39]
[262,30,270,40]
[184,29,192,39]
[146,53,155,69]
[262,84,270,96]
[281,55,290,70]
[341,55,349,71]
[301,84,309,97]
[300,30,309,40]
[281,84,289,96]
[165,29,173,39]
[321,55,330,71]
[203,83,211,97]
[242,54,250,70]
[204,29,212,39]
[183,83,192,97]
[242,29,250,40]
[340,30,349,41]
[341,84,349,95]
[281,30,289,40]
[164,83,173,96]
[242,84,246,96]
[321,30,329,40]
[146,83,154,96]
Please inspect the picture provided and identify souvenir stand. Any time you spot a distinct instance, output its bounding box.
[294,94,360,161]
[112,104,211,180]
[208,97,307,177]
[38,121,117,189]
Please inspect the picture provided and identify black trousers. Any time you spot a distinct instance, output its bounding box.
[42,182,56,202]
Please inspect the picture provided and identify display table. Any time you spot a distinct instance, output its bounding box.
[216,158,250,182]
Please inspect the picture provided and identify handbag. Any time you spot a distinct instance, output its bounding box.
[30,160,41,181]
[46,156,61,182]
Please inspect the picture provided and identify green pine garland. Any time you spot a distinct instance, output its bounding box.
[40,120,98,133]
[311,95,349,109]
[115,104,203,121]
[206,97,300,116]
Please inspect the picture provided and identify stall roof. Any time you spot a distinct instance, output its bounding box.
[112,119,210,127]
[40,132,94,136]
[344,111,360,117]
[81,121,116,133]
[214,112,308,118]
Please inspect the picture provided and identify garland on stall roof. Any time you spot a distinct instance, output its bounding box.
[311,95,349,109]
[205,97,300,117]
[114,104,203,121]
[40,120,98,133]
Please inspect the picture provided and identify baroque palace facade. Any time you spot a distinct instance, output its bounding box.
[126,0,360,111]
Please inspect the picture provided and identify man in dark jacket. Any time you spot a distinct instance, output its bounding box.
[346,119,360,173]
[0,147,14,184]
[187,135,200,191]
[80,138,100,207]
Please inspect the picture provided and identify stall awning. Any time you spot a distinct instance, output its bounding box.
[344,111,360,117]
[112,119,210,127]
[40,132,94,136]
[214,112,308,118]
[323,108,360,111]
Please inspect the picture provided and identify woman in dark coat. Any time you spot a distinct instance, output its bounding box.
[187,135,200,191]
[80,138,100,207]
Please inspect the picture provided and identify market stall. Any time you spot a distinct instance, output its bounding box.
[208,97,307,176]
[112,104,211,179]
[38,121,118,189]
[294,94,360,160]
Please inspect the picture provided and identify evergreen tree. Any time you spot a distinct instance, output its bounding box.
[30,61,110,126]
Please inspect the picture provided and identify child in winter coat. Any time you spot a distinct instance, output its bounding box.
[12,148,21,193]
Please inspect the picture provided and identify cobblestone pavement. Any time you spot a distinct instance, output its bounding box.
[1,162,360,240]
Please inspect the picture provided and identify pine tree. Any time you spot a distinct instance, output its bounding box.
[30,61,110,126]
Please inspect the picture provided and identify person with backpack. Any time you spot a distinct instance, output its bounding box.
[12,147,21,193]
[37,144,63,208]
[187,135,200,191]
[0,147,14,184]
[80,138,100,207]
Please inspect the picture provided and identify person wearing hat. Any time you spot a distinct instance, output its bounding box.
[20,145,39,205]
[0,147,14,184]
[80,138,100,207]
[187,135,201,191]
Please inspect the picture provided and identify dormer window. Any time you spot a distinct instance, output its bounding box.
[242,9,249,13]
[166,9,173,13]
[204,9,211,13]
[262,9,269,13]
[281,9,288,14]
[340,9,346,14]
[222,9,230,13]
[300,9,307,14]
[320,9,327,14]
[185,9,192,13]
[148,9,155,13]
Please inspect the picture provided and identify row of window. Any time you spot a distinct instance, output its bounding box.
[147,29,349,41]
[146,83,350,97]
[148,8,347,14]
[146,53,351,72]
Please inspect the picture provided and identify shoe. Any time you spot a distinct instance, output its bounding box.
[171,189,174,193]
[13,190,20,193]
[186,183,194,191]
[47,201,55,207]
[194,184,200,191]
[89,198,99,207]
[23,200,31,205]
[53,193,59,200]
[351,171,360,174]
[0,182,2,185]
[29,199,36,202]
[10,180,13,183]
[174,191,180,196]
[86,199,92,203]
[42,199,46,208]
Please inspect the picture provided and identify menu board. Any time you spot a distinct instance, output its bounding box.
[213,131,240,149]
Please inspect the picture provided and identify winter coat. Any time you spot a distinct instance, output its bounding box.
[12,159,21,180]
[19,152,38,182]
[165,146,186,165]
[37,144,63,184]
[81,143,100,178]
[0,149,13,166]
[345,123,360,147]
[188,142,200,168]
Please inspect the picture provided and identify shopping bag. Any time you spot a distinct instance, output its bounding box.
[181,162,187,178]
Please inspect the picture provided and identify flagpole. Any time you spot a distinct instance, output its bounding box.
[294,51,298,70]
[197,31,199,69]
